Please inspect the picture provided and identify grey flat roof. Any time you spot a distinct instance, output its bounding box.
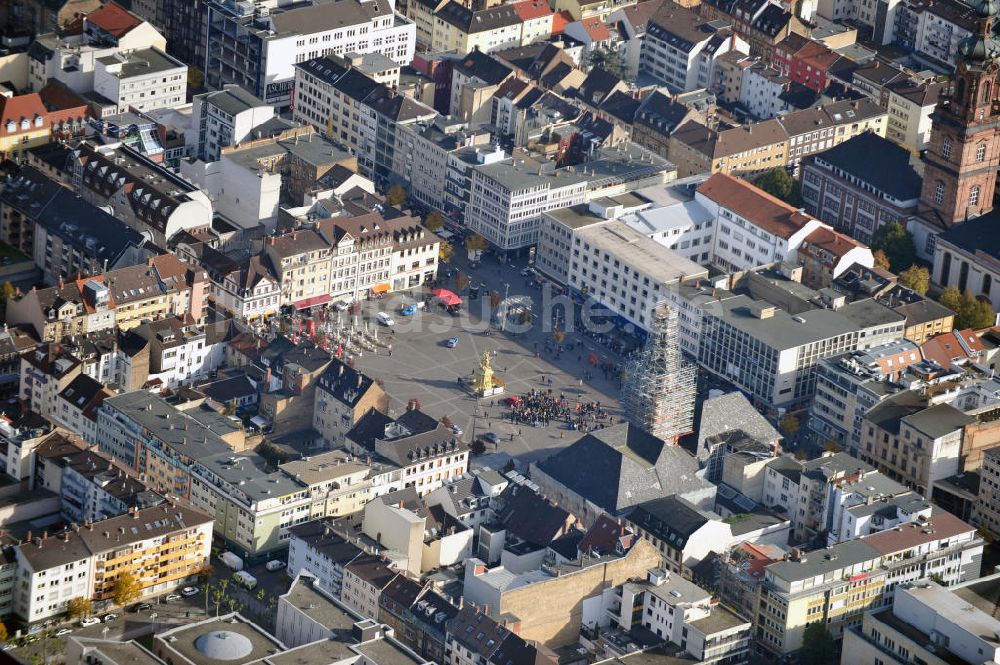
[197,451,305,503]
[687,604,750,635]
[766,539,880,584]
[710,295,861,351]
[282,575,361,632]
[157,614,283,664]
[97,47,185,78]
[902,403,974,439]
[573,220,708,286]
[103,391,233,461]
[353,638,425,665]
[203,86,269,115]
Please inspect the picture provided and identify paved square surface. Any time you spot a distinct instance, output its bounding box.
[351,259,625,465]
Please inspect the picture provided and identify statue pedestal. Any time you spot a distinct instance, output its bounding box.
[470,351,504,397]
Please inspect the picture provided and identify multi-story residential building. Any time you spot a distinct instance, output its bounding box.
[198,248,280,321]
[537,204,708,333]
[69,142,213,246]
[624,496,733,577]
[430,2,521,53]
[8,0,103,35]
[205,0,416,110]
[885,79,943,152]
[263,229,335,311]
[738,61,797,121]
[127,0,207,67]
[6,256,205,340]
[696,172,827,272]
[13,504,212,625]
[609,569,751,665]
[132,317,221,389]
[511,0,553,45]
[0,167,147,284]
[93,47,187,113]
[292,55,437,183]
[190,85,276,162]
[341,554,399,619]
[669,118,789,178]
[800,132,921,246]
[640,4,748,94]
[53,374,112,444]
[780,99,887,174]
[842,582,1000,665]
[33,432,163,523]
[753,511,982,656]
[314,359,389,445]
[26,3,167,93]
[896,0,976,68]
[19,344,83,423]
[827,471,931,545]
[808,340,923,453]
[467,144,673,251]
[0,94,52,162]
[286,520,363,597]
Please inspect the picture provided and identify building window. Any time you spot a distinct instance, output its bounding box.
[971,185,981,207]
[934,181,945,204]
[978,142,987,162]
[984,273,993,298]
[943,139,952,160]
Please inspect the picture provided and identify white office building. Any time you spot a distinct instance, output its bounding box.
[93,48,187,113]
[191,85,276,161]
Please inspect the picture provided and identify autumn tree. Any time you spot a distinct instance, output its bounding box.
[872,249,891,270]
[455,271,470,292]
[753,167,801,206]
[0,621,8,642]
[67,596,93,619]
[871,222,916,272]
[424,211,445,231]
[439,240,454,264]
[779,414,800,437]
[898,265,930,295]
[385,185,407,207]
[465,233,488,255]
[187,67,205,91]
[112,572,142,606]
[0,282,14,302]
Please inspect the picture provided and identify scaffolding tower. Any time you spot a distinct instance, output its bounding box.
[621,303,697,443]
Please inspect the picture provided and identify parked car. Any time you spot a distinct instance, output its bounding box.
[376,312,395,326]
[401,304,419,316]
[55,629,72,636]
[520,267,534,277]
[165,593,181,601]
[181,587,200,597]
[446,336,459,348]
[332,300,351,311]
[480,432,500,445]
[451,424,463,436]
[102,614,118,623]
[79,617,101,627]
[132,602,152,613]
[266,560,286,571]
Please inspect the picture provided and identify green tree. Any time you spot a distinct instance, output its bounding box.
[752,168,801,206]
[898,265,930,295]
[66,596,92,619]
[939,286,963,314]
[439,240,454,265]
[799,622,836,665]
[222,400,238,416]
[873,249,891,271]
[424,211,445,231]
[870,222,916,272]
[112,572,141,606]
[385,185,407,207]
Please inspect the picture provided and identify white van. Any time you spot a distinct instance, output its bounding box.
[376,312,395,326]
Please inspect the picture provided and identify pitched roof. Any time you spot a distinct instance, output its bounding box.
[863,511,975,554]
[801,226,865,258]
[552,9,573,34]
[455,50,515,85]
[511,0,552,20]
[936,208,1000,260]
[809,132,921,202]
[920,329,986,366]
[628,495,712,550]
[496,485,572,546]
[577,16,610,41]
[85,1,142,37]
[534,423,707,512]
[697,172,814,239]
[0,93,48,132]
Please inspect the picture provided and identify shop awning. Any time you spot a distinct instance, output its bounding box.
[294,294,332,310]
[371,283,391,294]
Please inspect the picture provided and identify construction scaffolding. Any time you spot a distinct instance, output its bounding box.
[621,303,697,444]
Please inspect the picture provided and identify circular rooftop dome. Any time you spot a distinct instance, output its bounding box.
[194,631,254,661]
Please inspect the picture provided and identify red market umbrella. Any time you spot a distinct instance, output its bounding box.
[432,288,463,306]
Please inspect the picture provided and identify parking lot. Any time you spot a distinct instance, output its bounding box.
[354,252,626,466]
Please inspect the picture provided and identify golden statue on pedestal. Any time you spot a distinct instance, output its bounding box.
[471,351,503,396]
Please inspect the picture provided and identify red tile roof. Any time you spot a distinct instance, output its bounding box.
[579,16,611,41]
[863,511,976,555]
[552,10,574,34]
[512,0,553,20]
[794,41,841,70]
[920,329,986,366]
[697,172,816,239]
[802,226,866,258]
[85,1,142,38]
[0,94,49,135]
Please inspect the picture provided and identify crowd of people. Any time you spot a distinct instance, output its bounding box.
[505,389,614,433]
